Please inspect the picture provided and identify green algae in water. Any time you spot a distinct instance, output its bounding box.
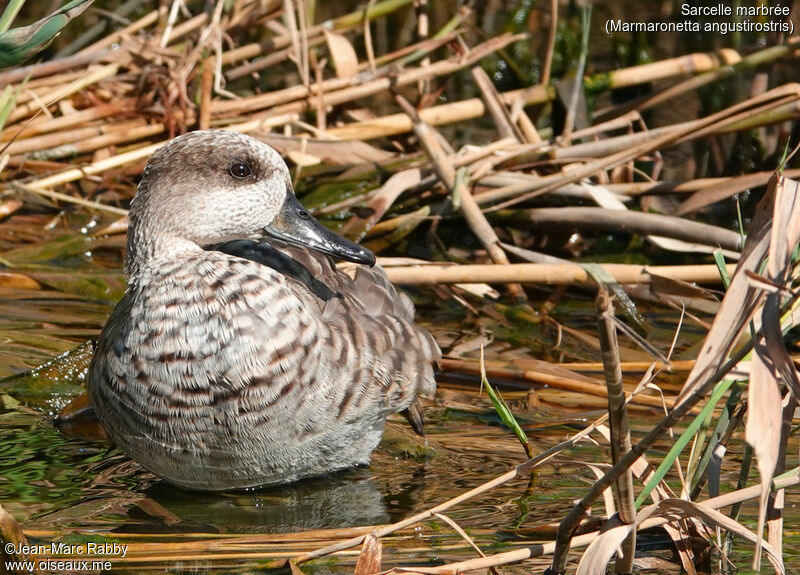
[0,342,92,412]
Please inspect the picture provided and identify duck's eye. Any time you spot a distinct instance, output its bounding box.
[229,162,252,179]
[297,208,310,220]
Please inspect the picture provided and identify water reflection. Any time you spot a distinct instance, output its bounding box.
[139,473,390,533]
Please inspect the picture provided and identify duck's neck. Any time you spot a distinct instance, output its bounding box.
[125,214,201,280]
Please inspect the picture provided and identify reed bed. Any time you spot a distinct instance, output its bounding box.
[1,0,800,574]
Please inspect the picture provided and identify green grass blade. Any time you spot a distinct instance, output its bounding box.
[0,0,26,34]
[0,0,93,68]
[635,378,734,507]
[480,347,533,458]
[712,249,732,289]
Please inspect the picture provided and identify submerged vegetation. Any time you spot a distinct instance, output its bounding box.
[0,0,800,573]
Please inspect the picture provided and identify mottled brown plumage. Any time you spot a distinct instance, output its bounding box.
[88,130,439,490]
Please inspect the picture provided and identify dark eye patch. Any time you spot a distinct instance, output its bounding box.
[229,162,252,179]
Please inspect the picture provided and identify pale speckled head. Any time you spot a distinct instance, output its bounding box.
[126,130,374,276]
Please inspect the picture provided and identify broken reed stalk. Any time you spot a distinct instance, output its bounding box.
[471,64,523,142]
[595,288,635,573]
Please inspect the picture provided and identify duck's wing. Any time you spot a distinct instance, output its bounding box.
[211,240,338,301]
[211,239,440,427]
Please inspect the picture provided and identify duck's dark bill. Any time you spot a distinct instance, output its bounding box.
[263,193,376,266]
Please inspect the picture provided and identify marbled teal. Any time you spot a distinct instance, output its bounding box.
[88,130,439,491]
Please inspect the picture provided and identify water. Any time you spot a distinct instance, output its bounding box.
[1,212,795,572]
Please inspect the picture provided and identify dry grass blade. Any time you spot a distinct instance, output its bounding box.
[323,29,358,79]
[433,513,489,560]
[746,175,800,567]
[576,498,785,575]
[674,175,777,407]
[0,502,37,572]
[352,533,382,575]
[746,346,783,568]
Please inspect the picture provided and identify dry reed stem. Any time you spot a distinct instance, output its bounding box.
[541,0,557,86]
[4,123,131,156]
[440,357,690,411]
[326,47,750,141]
[9,182,129,216]
[397,93,528,302]
[634,36,800,114]
[327,85,552,140]
[0,102,130,143]
[213,33,524,117]
[0,49,111,86]
[501,207,742,251]
[482,85,799,210]
[12,114,295,192]
[5,64,120,126]
[199,57,213,130]
[12,123,165,161]
[225,36,325,81]
[220,0,413,65]
[77,7,165,54]
[471,65,522,142]
[384,262,736,286]
[595,289,635,572]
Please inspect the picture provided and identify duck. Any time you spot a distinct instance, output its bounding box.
[87,130,440,491]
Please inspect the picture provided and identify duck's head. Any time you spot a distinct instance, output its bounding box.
[126,130,375,275]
